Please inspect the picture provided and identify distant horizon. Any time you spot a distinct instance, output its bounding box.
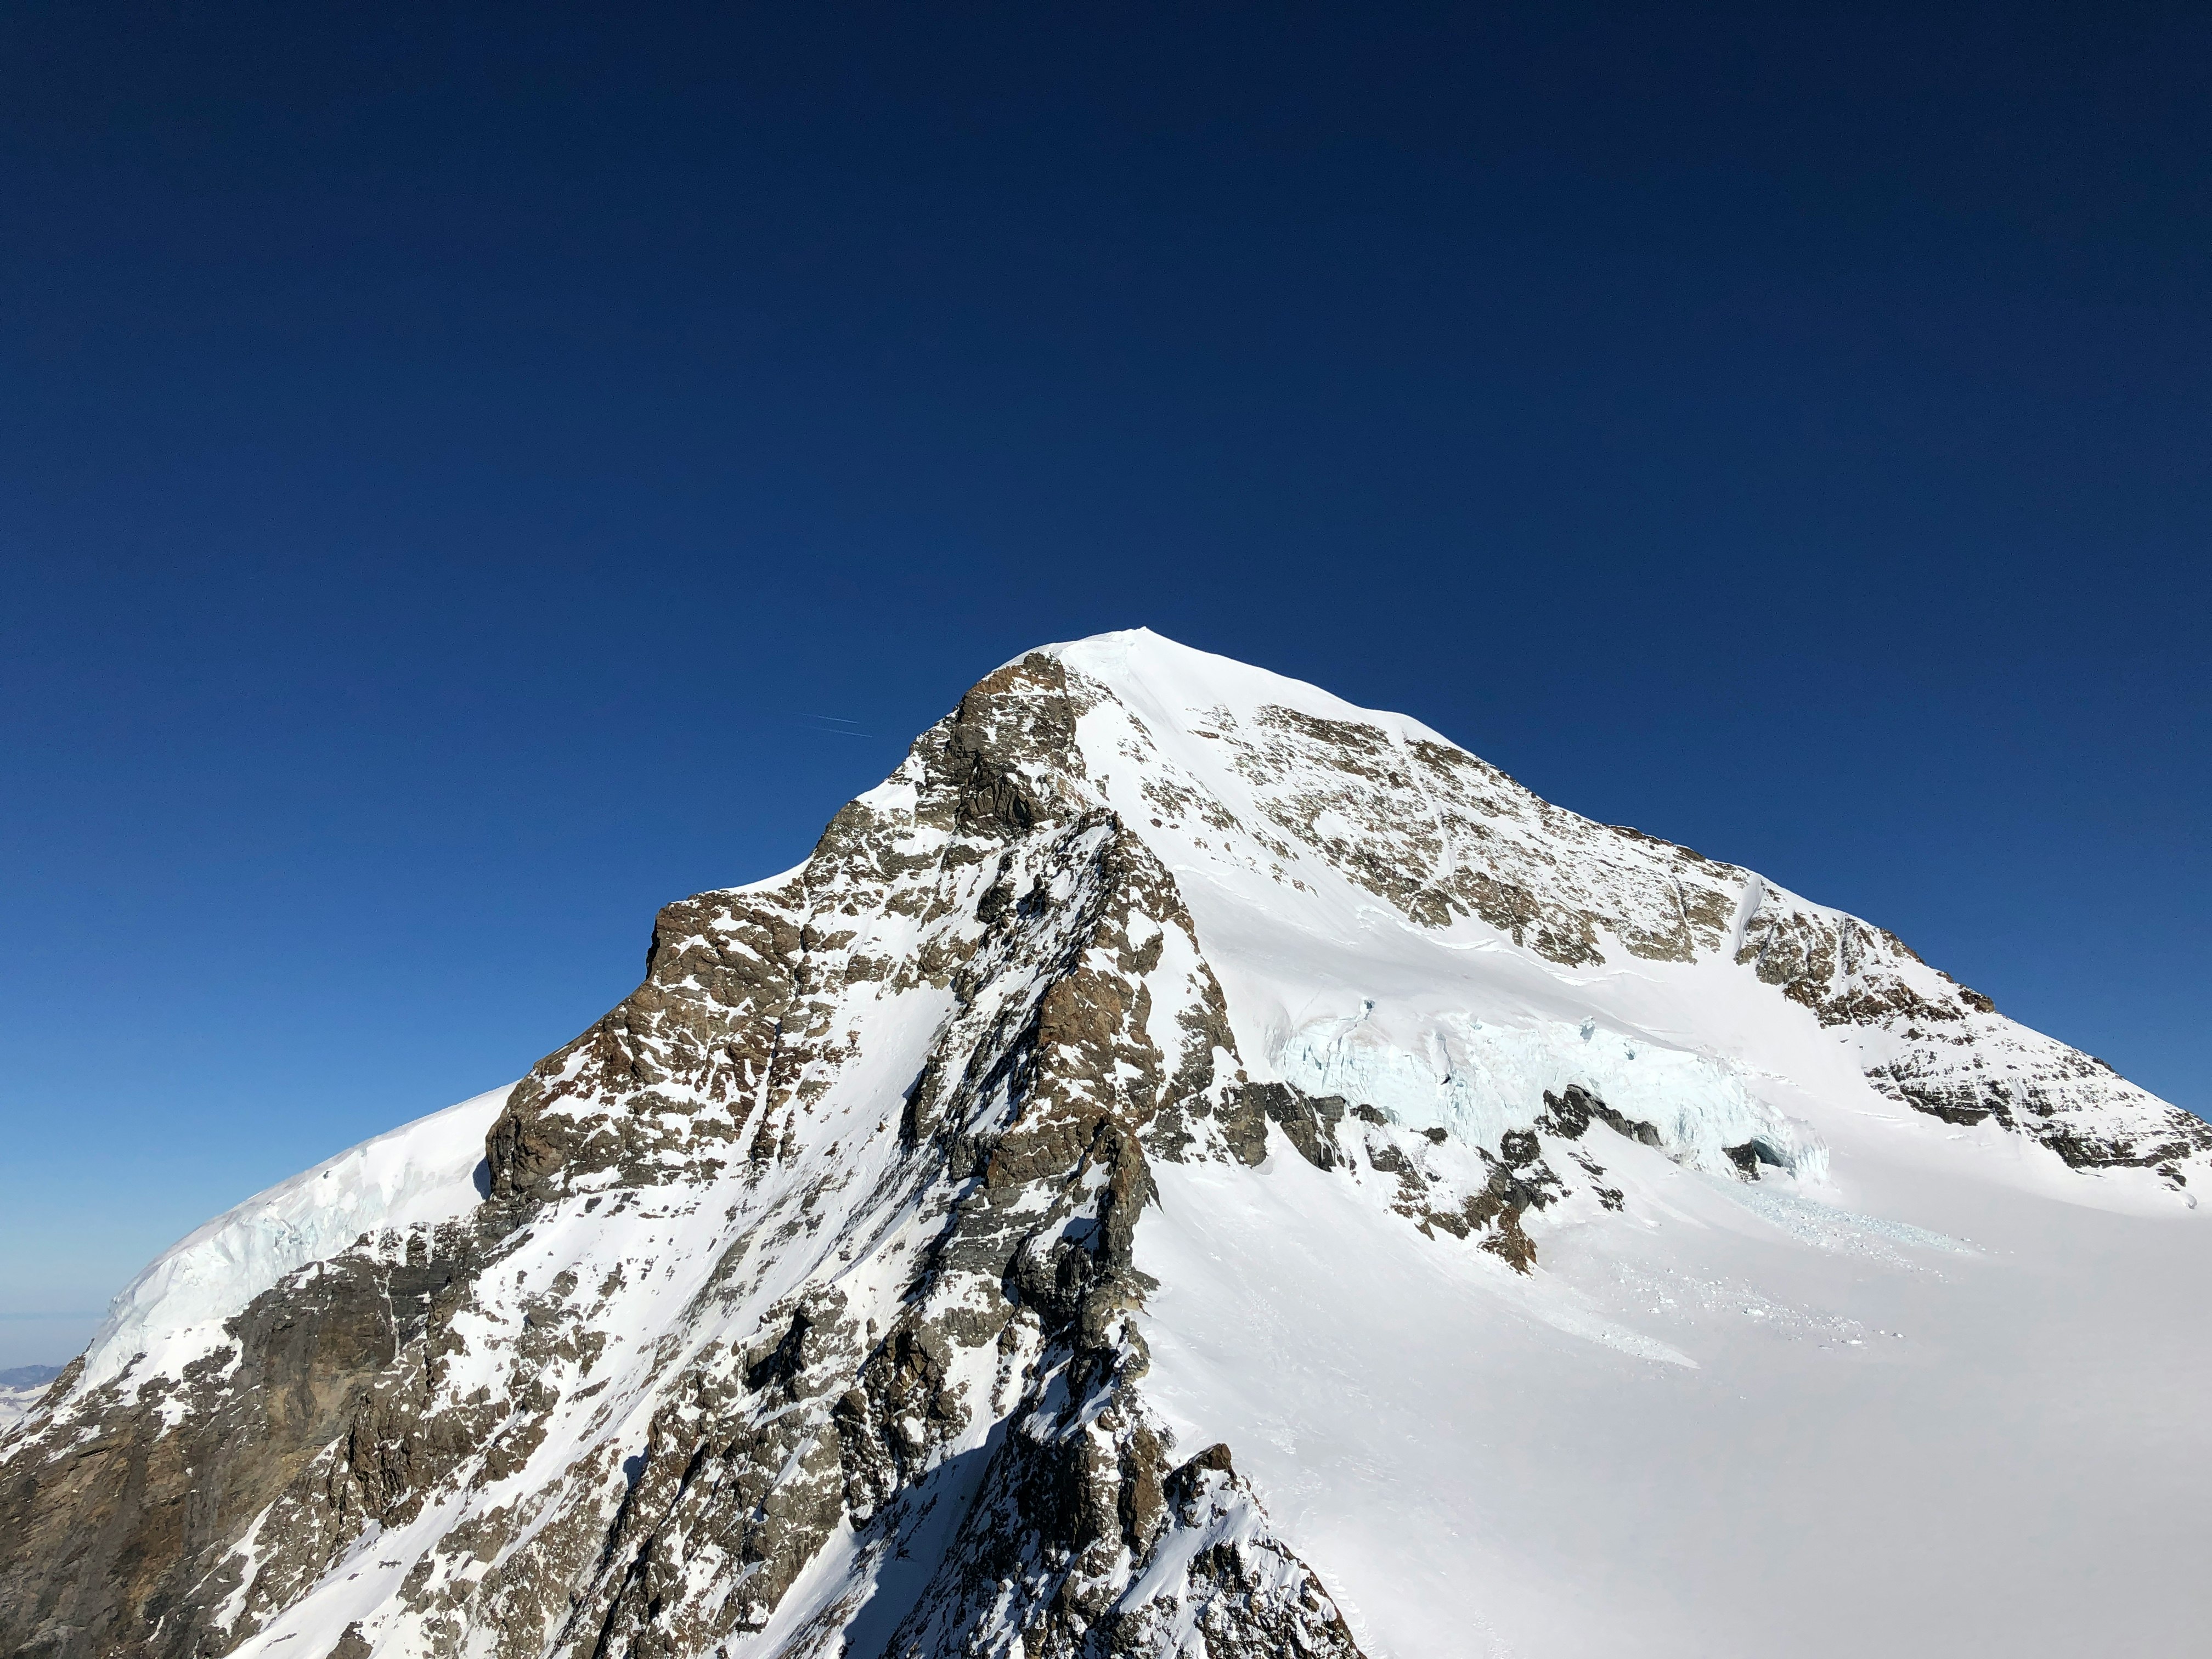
[4,5,2208,1369]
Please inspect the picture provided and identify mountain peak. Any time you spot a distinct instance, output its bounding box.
[5,639,2205,1659]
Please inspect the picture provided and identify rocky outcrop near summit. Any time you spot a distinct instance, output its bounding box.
[3,629,2202,1659]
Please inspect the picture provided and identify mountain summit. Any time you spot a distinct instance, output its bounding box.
[6,629,2207,1659]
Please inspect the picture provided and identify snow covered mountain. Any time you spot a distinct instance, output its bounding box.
[4,628,2206,1659]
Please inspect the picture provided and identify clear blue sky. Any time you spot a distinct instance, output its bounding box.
[3,3,2207,1366]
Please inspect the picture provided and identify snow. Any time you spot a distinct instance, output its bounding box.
[1137,1118,2212,1658]
[0,1381,53,1434]
[1277,1005,1826,1180]
[78,1084,515,1392]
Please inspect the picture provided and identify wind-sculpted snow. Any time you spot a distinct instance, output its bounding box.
[3,629,2205,1659]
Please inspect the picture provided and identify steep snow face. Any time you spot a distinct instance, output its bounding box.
[4,629,2204,1659]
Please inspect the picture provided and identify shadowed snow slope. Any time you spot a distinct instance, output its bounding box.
[3,629,2204,1659]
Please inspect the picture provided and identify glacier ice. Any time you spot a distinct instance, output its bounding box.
[1275,1003,1827,1182]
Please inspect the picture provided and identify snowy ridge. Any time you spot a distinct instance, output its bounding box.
[0,1372,60,1435]
[78,1085,514,1393]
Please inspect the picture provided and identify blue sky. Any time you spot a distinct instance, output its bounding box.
[3,3,2208,1366]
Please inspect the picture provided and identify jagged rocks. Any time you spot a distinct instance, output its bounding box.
[1722,1141,1789,1180]
[1212,1082,1348,1171]
[1539,1084,1661,1149]
[1733,881,2211,1187]
[0,1217,507,1659]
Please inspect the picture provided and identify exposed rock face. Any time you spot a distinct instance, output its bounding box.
[1731,879,2211,1179]
[3,629,2202,1659]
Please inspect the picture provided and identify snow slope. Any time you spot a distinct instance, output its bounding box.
[1139,1135,2212,1658]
